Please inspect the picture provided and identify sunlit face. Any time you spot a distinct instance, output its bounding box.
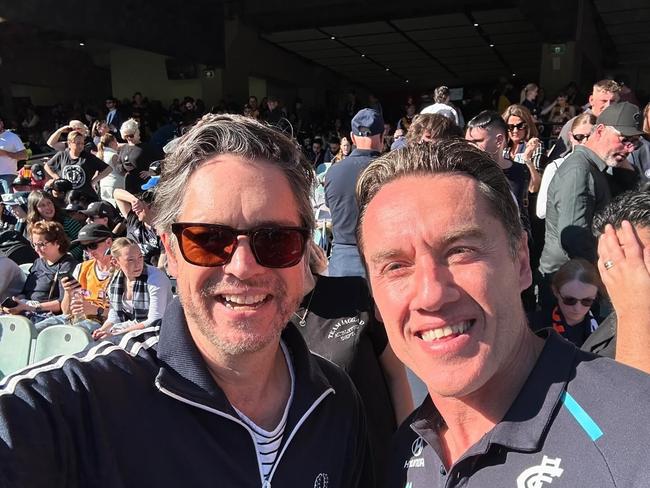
[589,89,618,117]
[569,122,594,148]
[361,174,531,397]
[36,198,56,220]
[68,135,85,155]
[31,232,62,262]
[506,115,527,145]
[340,138,351,156]
[115,245,144,280]
[85,238,112,261]
[599,126,638,167]
[466,127,503,158]
[162,156,307,358]
[554,279,598,326]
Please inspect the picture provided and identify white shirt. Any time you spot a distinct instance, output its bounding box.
[536,156,567,219]
[0,130,26,175]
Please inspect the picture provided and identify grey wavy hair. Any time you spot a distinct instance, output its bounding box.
[153,113,315,235]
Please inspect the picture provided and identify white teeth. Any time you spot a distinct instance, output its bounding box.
[420,321,472,341]
[222,294,267,306]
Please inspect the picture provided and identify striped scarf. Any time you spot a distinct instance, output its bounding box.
[108,266,150,323]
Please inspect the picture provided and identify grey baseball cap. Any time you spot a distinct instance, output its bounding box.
[596,102,644,137]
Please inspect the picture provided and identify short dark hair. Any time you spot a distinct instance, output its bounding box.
[466,110,508,138]
[356,139,522,257]
[329,136,340,145]
[593,189,650,235]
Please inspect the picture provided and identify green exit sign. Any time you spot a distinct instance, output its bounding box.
[551,44,566,55]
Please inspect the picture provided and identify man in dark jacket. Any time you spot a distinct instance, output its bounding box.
[538,102,642,311]
[0,114,373,488]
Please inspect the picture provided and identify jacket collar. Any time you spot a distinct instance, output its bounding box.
[411,332,577,459]
[155,298,335,417]
[573,145,608,172]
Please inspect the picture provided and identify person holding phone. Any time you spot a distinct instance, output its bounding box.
[0,220,76,323]
[32,223,114,333]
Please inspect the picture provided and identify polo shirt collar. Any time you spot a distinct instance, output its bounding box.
[155,297,335,416]
[573,145,608,172]
[410,332,577,457]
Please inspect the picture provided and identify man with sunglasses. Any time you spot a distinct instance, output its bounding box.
[32,223,114,334]
[539,102,642,313]
[0,114,372,488]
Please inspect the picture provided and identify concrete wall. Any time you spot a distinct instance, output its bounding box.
[109,48,223,108]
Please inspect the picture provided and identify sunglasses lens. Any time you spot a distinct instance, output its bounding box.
[573,134,587,142]
[252,228,306,268]
[562,296,594,307]
[179,225,236,267]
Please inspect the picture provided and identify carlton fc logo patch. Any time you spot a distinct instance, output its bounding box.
[313,473,329,488]
[516,455,563,488]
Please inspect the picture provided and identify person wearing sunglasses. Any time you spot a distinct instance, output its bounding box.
[33,223,115,333]
[539,102,643,315]
[529,258,602,347]
[536,113,596,219]
[92,237,172,341]
[1,220,77,323]
[0,114,373,487]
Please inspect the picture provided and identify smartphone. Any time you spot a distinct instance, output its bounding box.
[1,297,19,308]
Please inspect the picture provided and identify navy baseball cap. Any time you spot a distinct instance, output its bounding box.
[351,108,384,137]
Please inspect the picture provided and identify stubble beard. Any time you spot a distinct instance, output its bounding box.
[179,276,301,356]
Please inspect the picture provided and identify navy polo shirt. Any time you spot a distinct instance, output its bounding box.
[324,149,380,246]
[386,333,650,487]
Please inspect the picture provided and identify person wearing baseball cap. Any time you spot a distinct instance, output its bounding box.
[80,200,125,236]
[35,223,115,334]
[324,108,384,277]
[539,101,642,313]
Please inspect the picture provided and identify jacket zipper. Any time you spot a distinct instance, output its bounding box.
[156,381,334,488]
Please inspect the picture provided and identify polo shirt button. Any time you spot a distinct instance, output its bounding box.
[439,465,447,476]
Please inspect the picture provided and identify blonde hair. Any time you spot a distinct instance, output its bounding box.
[501,104,539,143]
[519,83,538,103]
[66,130,84,143]
[110,237,139,259]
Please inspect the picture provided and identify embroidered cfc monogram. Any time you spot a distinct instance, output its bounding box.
[516,456,564,488]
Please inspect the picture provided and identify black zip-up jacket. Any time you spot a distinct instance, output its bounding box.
[0,299,373,488]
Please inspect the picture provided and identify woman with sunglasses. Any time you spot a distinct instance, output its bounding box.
[1,220,77,324]
[501,104,543,194]
[536,113,596,219]
[92,237,172,341]
[530,258,603,347]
